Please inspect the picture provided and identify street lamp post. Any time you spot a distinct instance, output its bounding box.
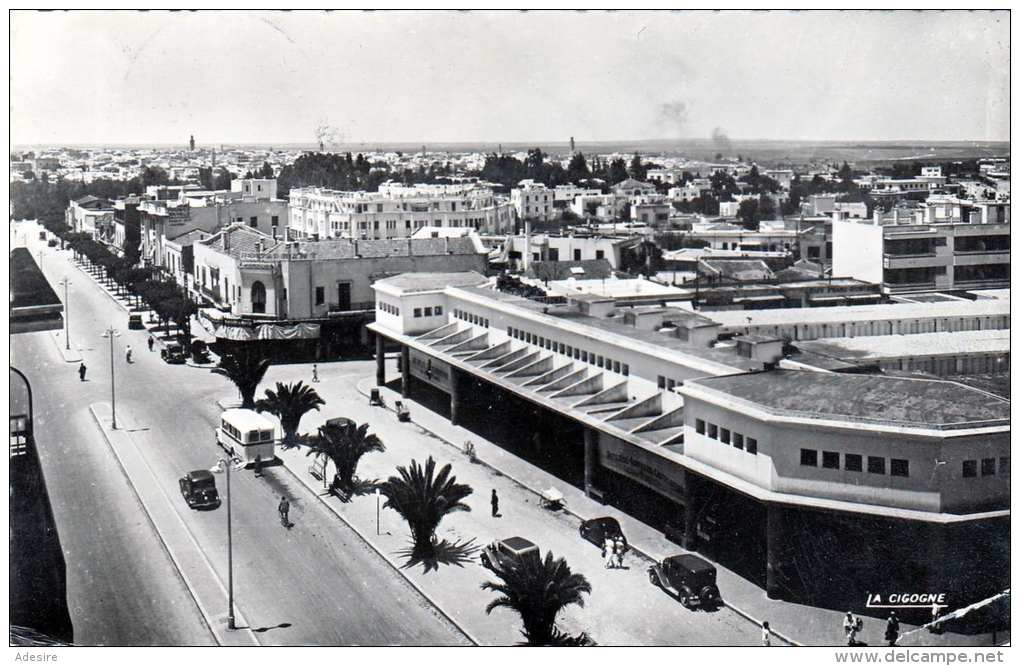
[101,327,120,429]
[212,457,238,630]
[59,277,71,351]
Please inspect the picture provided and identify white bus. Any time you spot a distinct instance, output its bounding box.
[216,408,277,466]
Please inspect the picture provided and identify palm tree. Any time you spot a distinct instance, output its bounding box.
[304,419,384,492]
[256,381,325,447]
[482,550,592,646]
[378,457,472,559]
[212,347,271,409]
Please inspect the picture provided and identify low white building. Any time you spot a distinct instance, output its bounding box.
[511,180,554,221]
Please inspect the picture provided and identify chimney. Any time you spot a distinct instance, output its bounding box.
[223,230,230,251]
[354,239,360,257]
[445,236,450,254]
[407,237,413,255]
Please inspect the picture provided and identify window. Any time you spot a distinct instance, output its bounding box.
[658,376,666,389]
[250,281,266,314]
[435,306,443,316]
[667,379,676,390]
[746,438,757,455]
[249,216,258,227]
[315,286,325,305]
[732,433,744,450]
[596,355,604,368]
[720,428,731,445]
[695,419,706,435]
[891,459,909,477]
[800,449,818,467]
[596,250,605,260]
[845,454,862,472]
[868,456,886,475]
[613,360,621,373]
[962,460,977,478]
[622,364,629,376]
[999,457,1010,476]
[981,458,996,476]
[423,307,433,317]
[413,308,422,318]
[822,451,840,469]
[707,423,718,440]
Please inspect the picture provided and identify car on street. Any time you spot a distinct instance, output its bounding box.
[578,516,628,551]
[127,314,144,330]
[480,536,540,573]
[179,470,220,509]
[161,342,188,364]
[648,553,720,609]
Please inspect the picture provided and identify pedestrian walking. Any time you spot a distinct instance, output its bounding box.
[278,496,290,527]
[254,454,263,478]
[614,536,625,568]
[844,611,858,646]
[761,621,772,647]
[125,345,133,363]
[603,538,615,568]
[147,336,154,352]
[312,364,319,383]
[885,612,900,647]
[78,363,87,381]
[490,489,500,517]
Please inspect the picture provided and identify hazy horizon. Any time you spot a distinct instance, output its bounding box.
[12,10,1010,146]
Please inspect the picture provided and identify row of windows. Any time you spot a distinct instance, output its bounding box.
[506,327,630,376]
[379,301,400,316]
[453,309,489,328]
[694,419,758,455]
[657,375,684,391]
[801,448,909,477]
[962,457,1009,478]
[413,305,443,318]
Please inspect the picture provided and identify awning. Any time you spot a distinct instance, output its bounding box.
[256,323,320,340]
[733,295,785,303]
[808,295,847,303]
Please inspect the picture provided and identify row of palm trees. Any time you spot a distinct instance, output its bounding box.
[211,350,593,645]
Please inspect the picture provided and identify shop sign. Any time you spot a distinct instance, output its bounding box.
[599,435,687,504]
[409,348,453,392]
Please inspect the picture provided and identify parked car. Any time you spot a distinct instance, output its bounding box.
[480,536,540,573]
[161,342,188,364]
[191,339,211,364]
[578,516,628,551]
[648,554,720,609]
[127,314,144,330]
[179,470,220,509]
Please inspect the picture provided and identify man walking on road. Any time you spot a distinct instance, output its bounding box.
[78,363,87,381]
[278,496,290,527]
[312,364,319,383]
[490,489,500,518]
[148,336,154,352]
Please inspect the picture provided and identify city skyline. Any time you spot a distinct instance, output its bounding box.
[11,10,1010,146]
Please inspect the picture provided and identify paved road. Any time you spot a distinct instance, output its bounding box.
[12,223,468,646]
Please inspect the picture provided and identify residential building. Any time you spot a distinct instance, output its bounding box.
[502,233,636,270]
[570,193,625,221]
[646,168,686,185]
[686,220,802,253]
[511,180,554,221]
[669,179,711,203]
[629,195,671,226]
[612,178,657,198]
[763,169,794,189]
[552,184,602,205]
[832,210,1010,294]
[288,183,513,240]
[65,195,113,237]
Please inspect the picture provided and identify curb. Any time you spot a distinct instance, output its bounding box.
[71,260,131,314]
[274,462,480,646]
[356,376,803,647]
[87,404,259,647]
[48,330,82,363]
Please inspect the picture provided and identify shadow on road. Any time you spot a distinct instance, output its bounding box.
[396,537,481,574]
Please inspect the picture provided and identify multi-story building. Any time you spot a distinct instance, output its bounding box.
[646,168,686,185]
[288,183,513,240]
[511,180,554,222]
[669,179,711,203]
[368,273,1008,609]
[832,207,1010,294]
[763,169,794,189]
[65,195,113,237]
[686,220,803,253]
[553,184,602,205]
[192,227,488,319]
[502,233,636,270]
[612,178,657,198]
[629,195,671,226]
[570,193,625,221]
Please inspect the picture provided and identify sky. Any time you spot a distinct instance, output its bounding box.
[10,10,1011,146]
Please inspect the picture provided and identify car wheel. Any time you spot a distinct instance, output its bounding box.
[648,570,660,587]
[678,589,691,608]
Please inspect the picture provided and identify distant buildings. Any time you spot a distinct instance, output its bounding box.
[288,182,514,240]
[511,180,554,222]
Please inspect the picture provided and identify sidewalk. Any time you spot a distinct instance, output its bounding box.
[48,329,82,363]
[88,402,259,647]
[329,373,1004,648]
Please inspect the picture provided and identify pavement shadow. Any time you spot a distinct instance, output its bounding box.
[397,537,481,574]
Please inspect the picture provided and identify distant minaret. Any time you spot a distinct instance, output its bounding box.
[570,136,575,153]
[189,134,195,151]
[421,144,427,157]
[498,143,503,155]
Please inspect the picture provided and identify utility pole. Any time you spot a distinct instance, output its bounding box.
[101,327,120,429]
[59,277,71,350]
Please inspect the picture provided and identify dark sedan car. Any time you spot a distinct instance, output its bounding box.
[179,470,220,509]
[579,516,628,551]
[161,342,188,364]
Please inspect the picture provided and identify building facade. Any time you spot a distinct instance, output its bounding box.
[511,180,554,221]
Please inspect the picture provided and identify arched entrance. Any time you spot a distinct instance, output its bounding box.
[251,281,266,314]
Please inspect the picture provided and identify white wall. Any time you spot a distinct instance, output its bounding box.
[832,219,884,283]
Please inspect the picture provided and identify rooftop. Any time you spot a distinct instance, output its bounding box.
[374,271,489,294]
[796,330,1010,361]
[263,237,483,261]
[706,297,1009,328]
[199,224,276,258]
[687,370,1010,428]
[699,258,774,282]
